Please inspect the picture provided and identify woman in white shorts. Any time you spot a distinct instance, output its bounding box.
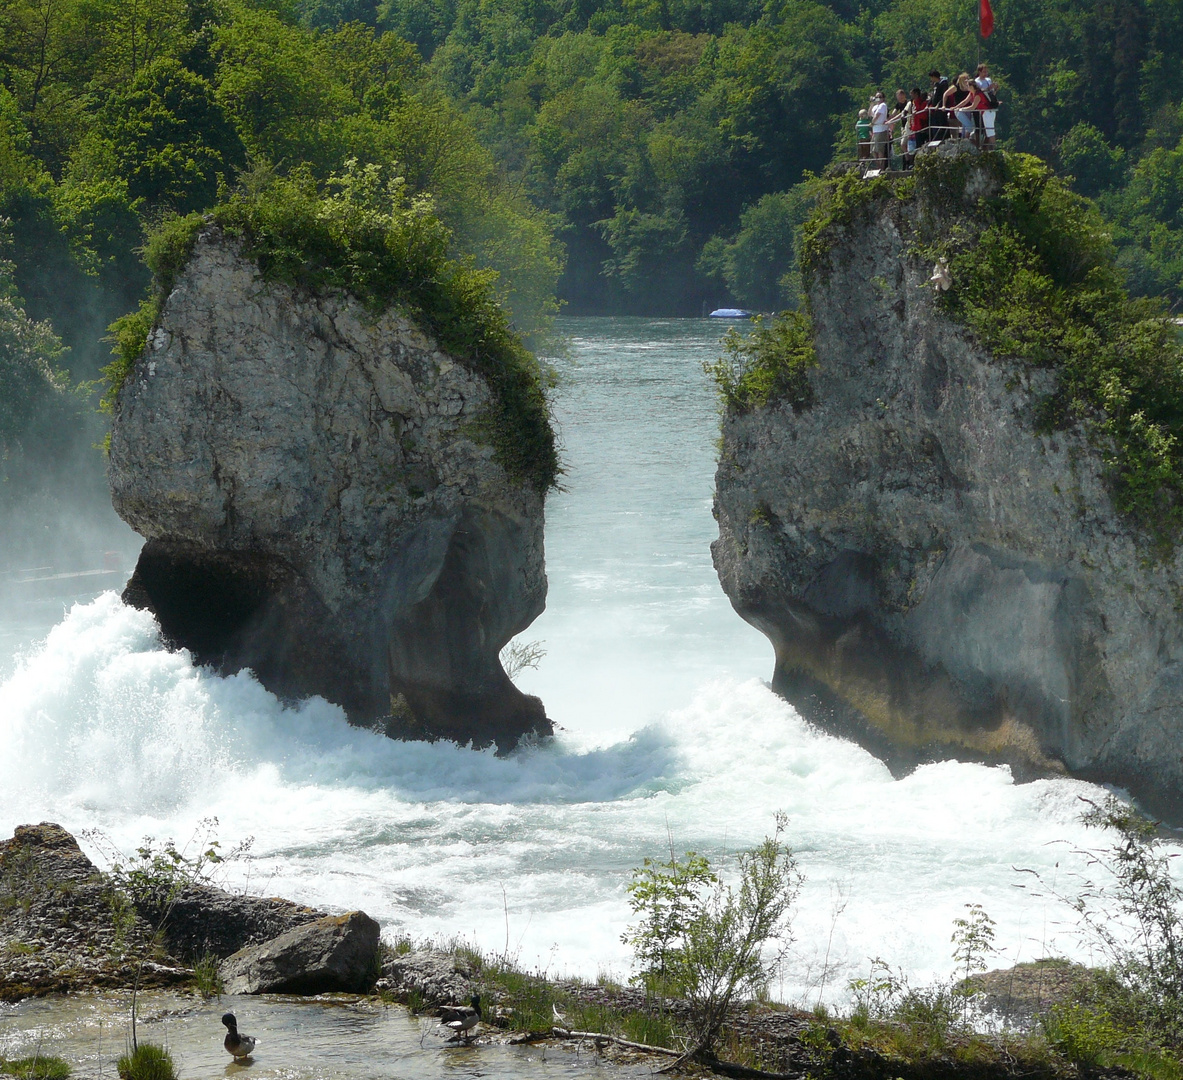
[976,63,997,148]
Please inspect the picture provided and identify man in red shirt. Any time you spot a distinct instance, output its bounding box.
[907,87,929,164]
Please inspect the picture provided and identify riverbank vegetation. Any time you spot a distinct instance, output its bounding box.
[375,800,1183,1080]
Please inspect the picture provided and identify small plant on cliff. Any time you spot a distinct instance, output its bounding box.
[622,813,803,1062]
[705,312,817,414]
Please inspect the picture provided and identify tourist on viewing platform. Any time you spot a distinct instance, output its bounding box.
[856,108,871,159]
[870,91,891,166]
[907,88,929,161]
[943,73,974,138]
[957,79,990,146]
[888,89,911,166]
[928,69,951,140]
[975,63,998,148]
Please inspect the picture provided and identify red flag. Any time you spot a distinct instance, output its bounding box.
[980,0,994,37]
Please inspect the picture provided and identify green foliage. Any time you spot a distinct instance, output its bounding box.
[622,813,802,1056]
[919,153,1183,545]
[1060,123,1126,198]
[1041,1001,1126,1069]
[0,225,74,479]
[191,953,223,997]
[98,58,245,214]
[623,849,717,996]
[116,1045,176,1080]
[798,169,909,285]
[0,1058,72,1080]
[951,903,997,988]
[698,183,819,310]
[705,311,816,414]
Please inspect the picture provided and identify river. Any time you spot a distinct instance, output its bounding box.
[0,317,1127,1007]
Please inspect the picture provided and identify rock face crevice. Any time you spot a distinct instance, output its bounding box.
[712,156,1183,818]
[109,226,550,747]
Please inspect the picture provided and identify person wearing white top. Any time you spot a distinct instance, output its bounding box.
[870,92,890,166]
[975,63,997,148]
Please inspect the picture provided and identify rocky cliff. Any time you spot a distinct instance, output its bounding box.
[712,148,1183,818]
[108,224,550,748]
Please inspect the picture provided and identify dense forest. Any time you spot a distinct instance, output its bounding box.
[2,0,1183,560]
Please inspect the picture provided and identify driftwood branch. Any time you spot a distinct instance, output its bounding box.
[511,1027,803,1079]
[551,1026,682,1056]
[700,1056,804,1080]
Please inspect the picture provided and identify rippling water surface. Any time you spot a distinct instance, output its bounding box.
[0,317,1139,1005]
[0,992,650,1080]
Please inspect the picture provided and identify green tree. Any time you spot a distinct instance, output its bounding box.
[99,57,245,213]
[623,814,803,1061]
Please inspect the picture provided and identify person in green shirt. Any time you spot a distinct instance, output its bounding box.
[856,108,871,159]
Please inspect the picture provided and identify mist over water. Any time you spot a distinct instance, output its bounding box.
[0,317,1145,1003]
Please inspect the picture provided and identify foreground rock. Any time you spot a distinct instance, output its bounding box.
[220,911,380,994]
[712,149,1183,819]
[376,948,476,1004]
[108,224,550,748]
[0,823,335,1000]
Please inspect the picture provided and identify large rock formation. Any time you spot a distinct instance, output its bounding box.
[712,150,1183,819]
[108,225,550,747]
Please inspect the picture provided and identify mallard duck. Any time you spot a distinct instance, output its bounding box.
[222,1013,257,1059]
[438,994,482,1041]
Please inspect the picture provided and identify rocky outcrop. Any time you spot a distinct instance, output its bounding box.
[712,150,1183,819]
[108,225,550,748]
[0,823,325,1000]
[219,910,380,994]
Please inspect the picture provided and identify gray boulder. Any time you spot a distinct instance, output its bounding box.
[107,225,550,748]
[712,155,1183,819]
[375,948,475,1005]
[219,911,381,994]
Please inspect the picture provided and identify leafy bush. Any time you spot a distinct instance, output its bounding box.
[705,311,817,413]
[0,1057,72,1080]
[116,1045,175,1080]
[0,226,74,479]
[104,162,559,491]
[622,813,802,1058]
[1060,122,1127,197]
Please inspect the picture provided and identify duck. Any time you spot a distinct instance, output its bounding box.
[222,1013,257,1060]
[438,994,482,1041]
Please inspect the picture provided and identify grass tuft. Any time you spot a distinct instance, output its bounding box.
[116,1045,176,1080]
[1,1058,72,1080]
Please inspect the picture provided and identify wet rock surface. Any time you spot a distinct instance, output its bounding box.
[108,225,550,749]
[712,154,1183,820]
[220,911,381,994]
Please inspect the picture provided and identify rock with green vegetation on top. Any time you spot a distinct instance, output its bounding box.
[711,145,1183,821]
[107,211,553,749]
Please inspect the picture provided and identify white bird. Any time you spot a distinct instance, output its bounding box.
[439,994,482,1041]
[930,257,952,291]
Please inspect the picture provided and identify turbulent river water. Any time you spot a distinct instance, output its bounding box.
[0,316,1142,1006]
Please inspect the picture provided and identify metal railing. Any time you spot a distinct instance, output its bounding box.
[857,104,998,175]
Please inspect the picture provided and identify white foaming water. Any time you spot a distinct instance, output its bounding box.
[0,317,1141,1003]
